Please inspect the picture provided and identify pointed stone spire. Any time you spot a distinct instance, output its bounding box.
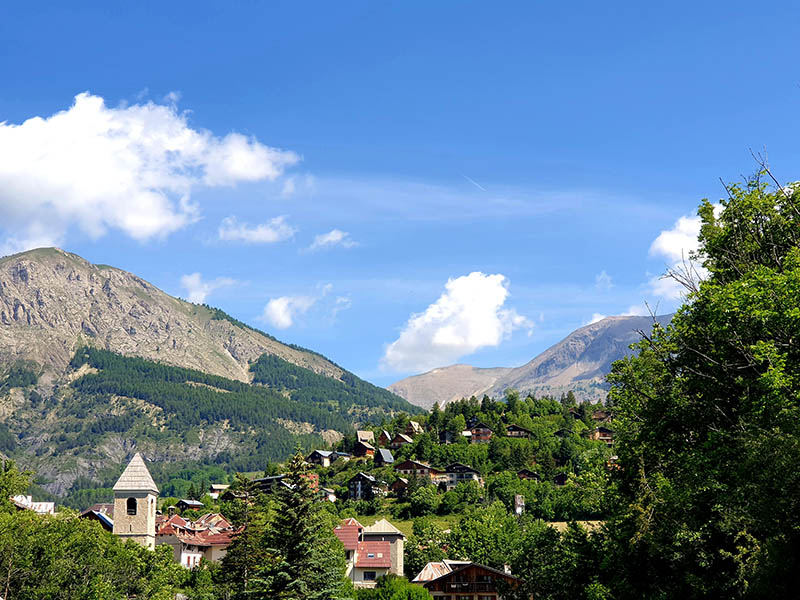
[113,452,158,494]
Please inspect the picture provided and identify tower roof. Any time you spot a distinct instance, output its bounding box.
[113,453,158,494]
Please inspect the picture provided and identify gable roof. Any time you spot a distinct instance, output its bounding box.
[350,471,377,483]
[362,518,406,538]
[392,433,413,444]
[423,561,521,587]
[309,449,333,458]
[377,449,394,464]
[471,422,492,431]
[355,541,392,568]
[506,423,532,433]
[357,430,375,443]
[334,518,362,550]
[412,560,472,582]
[446,462,479,474]
[113,453,158,494]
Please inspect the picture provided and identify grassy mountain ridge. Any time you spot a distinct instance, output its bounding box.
[390,314,674,408]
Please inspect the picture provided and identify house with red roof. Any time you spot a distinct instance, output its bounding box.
[334,517,404,587]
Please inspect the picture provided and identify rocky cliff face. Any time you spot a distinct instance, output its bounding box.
[0,247,342,382]
[389,314,672,407]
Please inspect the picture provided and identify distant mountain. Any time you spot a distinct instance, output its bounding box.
[389,314,673,409]
[0,248,418,499]
[0,247,341,382]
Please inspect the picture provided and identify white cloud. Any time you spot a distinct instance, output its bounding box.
[180,272,235,303]
[218,215,296,244]
[308,229,357,251]
[595,270,613,291]
[586,313,607,325]
[263,295,317,329]
[381,272,533,373]
[648,210,716,300]
[0,92,299,254]
[649,214,703,264]
[262,283,333,329]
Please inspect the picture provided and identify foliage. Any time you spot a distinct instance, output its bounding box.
[227,451,350,599]
[604,176,800,598]
[448,501,522,570]
[0,510,186,600]
[0,459,32,511]
[355,574,432,599]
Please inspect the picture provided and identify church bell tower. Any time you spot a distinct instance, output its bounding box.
[112,452,159,549]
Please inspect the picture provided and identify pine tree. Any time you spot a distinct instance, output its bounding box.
[250,451,347,599]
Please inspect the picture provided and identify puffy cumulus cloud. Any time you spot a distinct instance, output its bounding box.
[0,92,299,254]
[308,229,357,251]
[649,214,703,264]
[262,283,333,329]
[263,295,316,329]
[180,272,235,303]
[218,215,296,244]
[382,272,533,373]
[648,209,717,300]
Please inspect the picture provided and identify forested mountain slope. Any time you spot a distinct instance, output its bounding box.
[0,248,418,498]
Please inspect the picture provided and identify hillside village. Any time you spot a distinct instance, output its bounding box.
[7,391,616,597]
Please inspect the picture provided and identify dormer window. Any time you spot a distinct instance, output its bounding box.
[127,497,137,515]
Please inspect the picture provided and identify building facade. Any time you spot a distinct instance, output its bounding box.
[112,453,159,550]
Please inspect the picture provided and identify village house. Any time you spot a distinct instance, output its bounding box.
[11,495,55,514]
[394,459,444,481]
[357,430,375,444]
[591,409,612,423]
[361,518,406,576]
[348,472,384,500]
[80,507,114,531]
[389,433,413,450]
[307,449,335,467]
[378,429,392,447]
[374,448,394,467]
[444,463,482,490]
[516,469,540,481]
[506,424,532,439]
[175,499,204,512]
[207,484,229,500]
[390,477,408,495]
[589,426,614,447]
[414,561,523,599]
[470,422,493,443]
[352,440,376,458]
[155,512,235,568]
[334,518,404,588]
[405,420,424,437]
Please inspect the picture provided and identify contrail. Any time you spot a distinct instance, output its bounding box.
[461,174,487,192]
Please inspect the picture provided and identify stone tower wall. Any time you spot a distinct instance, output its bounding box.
[112,490,157,549]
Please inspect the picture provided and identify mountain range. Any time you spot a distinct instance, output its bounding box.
[388,314,673,409]
[0,248,418,500]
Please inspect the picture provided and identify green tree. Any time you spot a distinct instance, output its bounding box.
[355,573,432,599]
[409,485,439,517]
[249,451,348,599]
[605,176,800,598]
[448,501,521,569]
[0,459,31,512]
[404,518,449,580]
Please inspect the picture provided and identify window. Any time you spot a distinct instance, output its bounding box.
[367,553,375,558]
[127,497,137,515]
[363,571,377,581]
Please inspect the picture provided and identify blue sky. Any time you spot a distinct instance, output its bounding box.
[1,2,799,385]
